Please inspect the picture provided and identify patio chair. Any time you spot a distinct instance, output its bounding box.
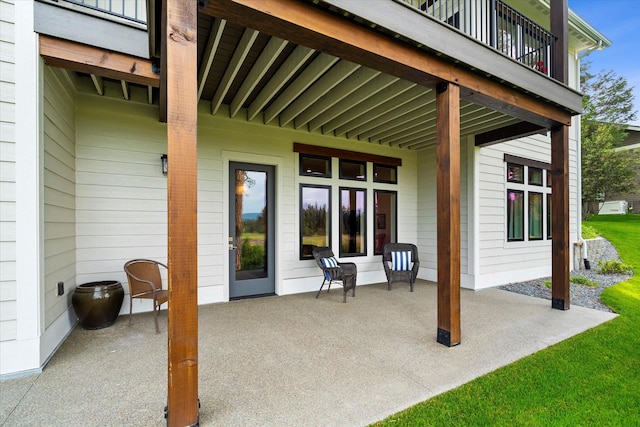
[312,247,357,303]
[123,259,169,333]
[382,243,420,292]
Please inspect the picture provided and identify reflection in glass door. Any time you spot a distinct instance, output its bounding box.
[229,163,275,298]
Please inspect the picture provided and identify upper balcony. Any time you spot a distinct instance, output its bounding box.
[401,0,555,77]
[36,0,603,147]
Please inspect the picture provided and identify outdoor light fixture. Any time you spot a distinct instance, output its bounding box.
[161,154,168,175]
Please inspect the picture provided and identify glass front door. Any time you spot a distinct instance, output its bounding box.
[229,162,275,298]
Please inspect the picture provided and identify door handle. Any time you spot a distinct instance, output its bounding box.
[229,244,238,250]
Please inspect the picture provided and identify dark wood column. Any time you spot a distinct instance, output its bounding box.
[550,0,570,310]
[436,82,461,346]
[165,0,199,424]
[551,125,570,310]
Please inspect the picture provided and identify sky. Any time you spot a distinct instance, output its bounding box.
[568,0,640,126]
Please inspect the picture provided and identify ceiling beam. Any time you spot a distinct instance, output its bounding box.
[263,53,339,124]
[333,85,424,137]
[211,27,259,115]
[475,121,548,147]
[120,80,130,100]
[322,80,416,135]
[229,36,288,118]
[247,45,314,121]
[90,74,104,95]
[39,34,159,87]
[279,60,362,127]
[201,0,572,127]
[197,18,226,100]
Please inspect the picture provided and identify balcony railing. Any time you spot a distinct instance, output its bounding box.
[401,0,555,76]
[61,0,147,25]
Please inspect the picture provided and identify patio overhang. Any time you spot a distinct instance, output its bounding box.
[36,0,575,424]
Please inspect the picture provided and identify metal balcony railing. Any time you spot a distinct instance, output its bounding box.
[63,0,147,25]
[401,0,555,76]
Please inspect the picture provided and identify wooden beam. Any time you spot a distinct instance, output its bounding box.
[39,35,159,87]
[159,0,168,123]
[90,74,104,96]
[198,18,227,101]
[475,121,548,147]
[165,0,199,424]
[436,82,461,347]
[201,0,572,128]
[293,142,402,166]
[211,27,259,115]
[551,125,570,310]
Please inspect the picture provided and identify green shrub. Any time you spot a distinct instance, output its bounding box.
[570,275,599,287]
[597,259,633,275]
[543,280,552,289]
[582,224,599,239]
[240,239,265,270]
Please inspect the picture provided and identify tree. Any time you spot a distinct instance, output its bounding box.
[580,61,639,217]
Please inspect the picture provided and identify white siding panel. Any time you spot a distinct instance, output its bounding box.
[43,65,76,329]
[476,132,579,286]
[0,0,16,341]
[74,94,418,304]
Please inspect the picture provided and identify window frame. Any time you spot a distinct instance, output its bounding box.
[299,184,332,260]
[373,163,398,184]
[339,158,367,181]
[339,186,367,258]
[299,153,331,178]
[373,190,397,255]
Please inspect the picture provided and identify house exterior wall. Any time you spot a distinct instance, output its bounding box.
[74,92,418,309]
[43,66,76,329]
[0,0,17,342]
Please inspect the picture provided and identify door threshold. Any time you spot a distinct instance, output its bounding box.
[230,292,277,301]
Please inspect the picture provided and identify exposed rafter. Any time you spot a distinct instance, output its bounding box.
[90,74,104,95]
[211,27,259,115]
[197,18,226,100]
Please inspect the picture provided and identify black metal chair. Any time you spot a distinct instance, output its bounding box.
[382,243,420,292]
[311,247,357,303]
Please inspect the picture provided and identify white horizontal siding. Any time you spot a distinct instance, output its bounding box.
[74,94,419,303]
[476,131,579,286]
[43,66,76,329]
[0,0,16,342]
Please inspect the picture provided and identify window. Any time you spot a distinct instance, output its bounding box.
[374,191,397,255]
[505,155,551,243]
[300,185,331,259]
[300,154,331,177]
[528,192,543,240]
[295,143,401,258]
[373,164,397,184]
[340,188,366,256]
[339,159,366,181]
[507,190,524,241]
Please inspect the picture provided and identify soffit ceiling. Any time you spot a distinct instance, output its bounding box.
[74,10,522,151]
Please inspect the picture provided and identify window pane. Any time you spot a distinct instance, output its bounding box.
[340,188,366,256]
[528,167,543,186]
[339,159,366,180]
[507,190,524,241]
[547,193,552,239]
[300,186,330,259]
[300,154,330,177]
[374,191,397,255]
[546,170,552,188]
[373,164,397,184]
[529,192,543,240]
[507,163,524,183]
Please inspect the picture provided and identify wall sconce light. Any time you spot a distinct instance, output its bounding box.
[161,154,168,175]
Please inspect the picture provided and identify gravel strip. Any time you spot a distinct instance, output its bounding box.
[499,238,632,313]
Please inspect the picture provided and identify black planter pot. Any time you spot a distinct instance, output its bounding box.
[72,281,124,330]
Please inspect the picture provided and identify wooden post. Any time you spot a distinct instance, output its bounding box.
[550,0,568,84]
[165,0,199,425]
[551,125,570,310]
[436,82,461,346]
[550,0,570,310]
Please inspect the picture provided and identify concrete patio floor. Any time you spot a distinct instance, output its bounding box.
[1,280,616,426]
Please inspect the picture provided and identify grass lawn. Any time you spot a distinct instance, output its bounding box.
[374,214,640,426]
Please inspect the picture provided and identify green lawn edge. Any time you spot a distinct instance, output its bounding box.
[373,215,640,426]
